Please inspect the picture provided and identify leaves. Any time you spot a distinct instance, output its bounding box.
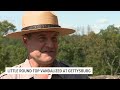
[0,20,16,36]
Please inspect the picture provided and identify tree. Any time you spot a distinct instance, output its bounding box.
[0,20,16,36]
[98,25,120,75]
[0,20,19,73]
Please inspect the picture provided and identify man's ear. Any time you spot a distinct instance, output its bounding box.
[22,36,28,47]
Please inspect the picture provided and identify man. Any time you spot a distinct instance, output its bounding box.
[0,11,89,79]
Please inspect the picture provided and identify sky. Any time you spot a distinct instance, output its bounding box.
[0,11,120,34]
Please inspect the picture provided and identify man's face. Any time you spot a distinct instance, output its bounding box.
[23,31,59,65]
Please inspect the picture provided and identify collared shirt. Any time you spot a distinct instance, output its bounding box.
[0,59,89,79]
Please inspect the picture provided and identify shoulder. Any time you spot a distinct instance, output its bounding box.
[59,61,70,67]
[69,74,89,79]
[0,73,7,78]
[0,72,12,79]
[57,61,90,79]
[0,63,23,79]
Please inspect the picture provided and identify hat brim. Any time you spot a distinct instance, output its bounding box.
[5,28,75,39]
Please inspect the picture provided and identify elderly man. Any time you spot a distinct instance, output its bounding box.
[0,11,89,79]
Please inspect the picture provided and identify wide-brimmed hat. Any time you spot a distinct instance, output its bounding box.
[5,11,75,39]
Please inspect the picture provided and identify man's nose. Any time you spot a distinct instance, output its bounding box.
[45,39,54,48]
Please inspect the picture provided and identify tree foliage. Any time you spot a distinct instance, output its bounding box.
[0,20,16,36]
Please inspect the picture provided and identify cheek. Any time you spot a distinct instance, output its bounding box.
[27,42,44,52]
[55,43,58,49]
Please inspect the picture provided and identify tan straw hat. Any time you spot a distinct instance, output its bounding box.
[5,11,75,39]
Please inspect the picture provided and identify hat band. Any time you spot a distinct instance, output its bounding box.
[22,24,61,30]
